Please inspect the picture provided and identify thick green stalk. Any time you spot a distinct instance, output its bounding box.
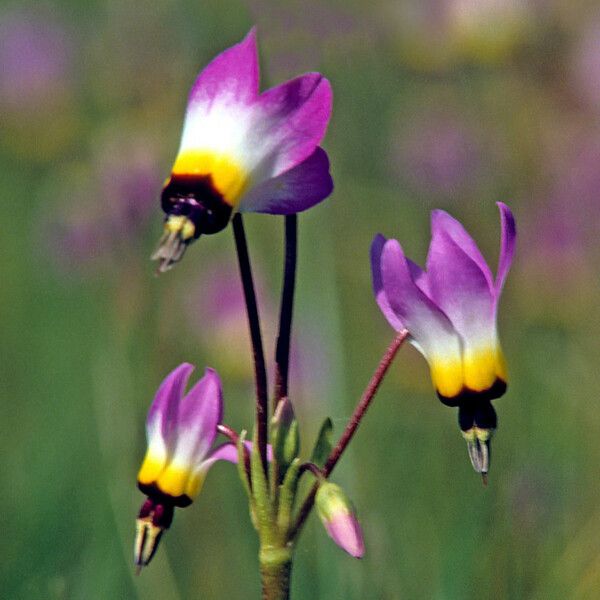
[259,545,293,600]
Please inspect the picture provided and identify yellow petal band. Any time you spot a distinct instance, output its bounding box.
[172,150,249,206]
[430,346,507,400]
[138,452,205,501]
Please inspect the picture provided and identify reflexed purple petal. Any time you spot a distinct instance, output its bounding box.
[254,73,332,178]
[426,213,495,343]
[188,28,259,108]
[380,239,461,361]
[198,441,273,473]
[240,147,332,214]
[495,202,516,299]
[325,512,365,558]
[147,363,194,450]
[205,442,239,465]
[172,368,223,467]
[428,210,494,291]
[370,234,404,331]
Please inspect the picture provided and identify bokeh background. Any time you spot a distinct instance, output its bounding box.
[2,0,600,598]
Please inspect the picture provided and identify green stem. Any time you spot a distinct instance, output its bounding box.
[259,545,293,600]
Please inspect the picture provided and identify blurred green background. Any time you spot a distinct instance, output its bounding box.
[2,0,600,598]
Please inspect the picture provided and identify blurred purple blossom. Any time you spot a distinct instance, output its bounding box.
[390,113,482,198]
[183,262,330,402]
[42,138,161,274]
[541,128,600,229]
[508,468,556,535]
[183,263,274,380]
[245,0,376,77]
[516,198,594,324]
[571,17,600,110]
[0,6,73,112]
[100,146,160,236]
[513,122,600,323]
[46,210,111,270]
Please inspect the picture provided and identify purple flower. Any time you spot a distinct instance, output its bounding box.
[391,113,481,199]
[0,7,72,112]
[153,28,334,271]
[182,262,274,380]
[371,203,516,475]
[135,364,242,568]
[41,137,161,275]
[101,146,161,236]
[571,16,600,109]
[315,482,365,558]
[516,199,593,325]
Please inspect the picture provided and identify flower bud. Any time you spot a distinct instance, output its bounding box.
[315,482,365,558]
[271,397,300,471]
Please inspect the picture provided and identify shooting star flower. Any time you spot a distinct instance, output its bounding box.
[371,202,516,478]
[134,363,242,569]
[153,27,333,271]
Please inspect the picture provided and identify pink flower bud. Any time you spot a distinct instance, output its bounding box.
[315,482,365,558]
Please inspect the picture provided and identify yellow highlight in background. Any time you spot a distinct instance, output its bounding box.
[172,150,249,205]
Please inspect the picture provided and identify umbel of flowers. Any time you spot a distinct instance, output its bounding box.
[132,28,517,600]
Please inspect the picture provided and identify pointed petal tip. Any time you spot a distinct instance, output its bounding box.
[370,234,386,287]
[371,233,387,250]
[240,26,258,49]
[326,514,365,559]
[150,363,195,410]
[165,362,195,383]
[497,201,516,232]
[380,238,408,276]
[187,365,224,420]
[430,208,455,231]
[202,365,220,381]
[495,201,517,294]
[430,207,450,219]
